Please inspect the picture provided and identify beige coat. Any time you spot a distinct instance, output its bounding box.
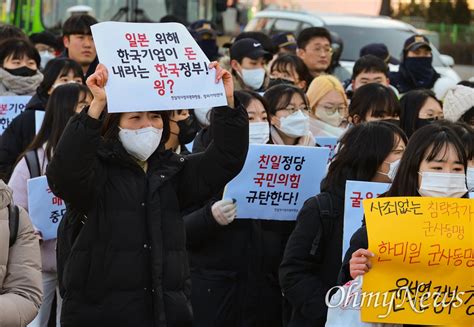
[0,181,42,327]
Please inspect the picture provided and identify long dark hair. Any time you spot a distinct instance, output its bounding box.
[264,84,310,116]
[399,89,441,138]
[321,121,408,191]
[349,83,400,122]
[385,122,467,197]
[234,90,270,123]
[37,58,84,99]
[25,83,91,164]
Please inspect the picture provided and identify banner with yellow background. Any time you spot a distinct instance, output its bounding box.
[361,197,473,326]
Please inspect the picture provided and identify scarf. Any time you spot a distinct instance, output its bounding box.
[0,68,43,96]
[270,126,316,146]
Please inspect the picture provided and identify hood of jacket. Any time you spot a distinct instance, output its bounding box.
[0,180,13,210]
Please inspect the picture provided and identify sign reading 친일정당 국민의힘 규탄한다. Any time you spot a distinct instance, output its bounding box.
[223,144,330,221]
[361,197,473,326]
[91,22,227,113]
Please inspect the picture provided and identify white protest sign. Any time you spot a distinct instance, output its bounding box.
[0,96,31,134]
[470,192,473,199]
[35,110,45,134]
[224,144,330,221]
[27,176,65,240]
[91,22,227,113]
[343,180,390,257]
[315,136,338,163]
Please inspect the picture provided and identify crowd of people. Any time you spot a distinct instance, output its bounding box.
[0,11,472,327]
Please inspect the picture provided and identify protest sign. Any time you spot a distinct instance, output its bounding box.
[35,110,45,134]
[360,197,473,325]
[315,136,338,163]
[0,96,31,134]
[27,176,66,240]
[224,144,330,221]
[343,181,390,257]
[91,22,227,113]
[470,192,473,199]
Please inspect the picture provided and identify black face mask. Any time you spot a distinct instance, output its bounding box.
[403,57,437,89]
[176,114,200,145]
[268,78,295,88]
[381,119,400,126]
[4,66,37,77]
[415,117,435,130]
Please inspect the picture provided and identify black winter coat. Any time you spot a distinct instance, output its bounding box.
[0,92,47,181]
[279,186,344,327]
[185,201,294,327]
[46,105,248,327]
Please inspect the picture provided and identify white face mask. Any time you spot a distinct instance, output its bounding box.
[119,126,163,161]
[278,110,309,138]
[249,122,270,144]
[467,167,474,192]
[378,159,400,182]
[418,171,468,198]
[40,51,55,68]
[316,110,345,127]
[194,107,212,127]
[241,68,266,90]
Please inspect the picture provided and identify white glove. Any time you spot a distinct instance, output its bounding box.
[211,199,237,226]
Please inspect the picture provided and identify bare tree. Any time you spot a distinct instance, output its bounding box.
[380,0,392,16]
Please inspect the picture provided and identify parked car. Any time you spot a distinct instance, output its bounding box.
[244,10,461,83]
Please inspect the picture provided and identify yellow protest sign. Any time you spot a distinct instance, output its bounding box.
[361,197,473,326]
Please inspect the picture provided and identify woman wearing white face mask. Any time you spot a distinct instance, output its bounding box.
[340,122,469,286]
[448,121,474,192]
[264,84,315,146]
[45,63,249,327]
[306,75,349,138]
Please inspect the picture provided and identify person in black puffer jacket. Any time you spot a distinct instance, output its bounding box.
[0,58,83,181]
[46,63,248,327]
[279,121,408,327]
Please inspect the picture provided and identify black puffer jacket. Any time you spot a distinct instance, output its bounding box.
[185,201,294,327]
[279,185,345,327]
[46,105,248,327]
[0,92,47,181]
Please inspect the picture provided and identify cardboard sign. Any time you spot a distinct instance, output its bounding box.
[91,22,227,113]
[27,176,66,240]
[343,181,390,258]
[0,96,31,134]
[361,197,473,325]
[224,144,330,220]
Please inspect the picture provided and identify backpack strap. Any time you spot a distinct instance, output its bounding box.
[310,192,336,258]
[8,204,19,247]
[24,150,41,178]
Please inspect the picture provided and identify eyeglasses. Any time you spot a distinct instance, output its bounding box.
[276,106,310,114]
[318,105,347,115]
[312,47,334,55]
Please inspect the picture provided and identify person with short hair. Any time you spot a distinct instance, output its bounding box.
[390,34,456,99]
[359,43,399,66]
[190,19,220,61]
[269,53,312,90]
[0,38,43,96]
[296,27,332,78]
[272,32,297,55]
[230,38,273,92]
[351,55,390,91]
[349,83,400,125]
[61,14,98,79]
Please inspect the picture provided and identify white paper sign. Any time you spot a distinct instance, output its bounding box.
[343,180,390,258]
[35,110,45,134]
[27,176,65,240]
[224,144,330,221]
[91,22,227,113]
[315,136,338,163]
[0,96,31,134]
[470,192,473,199]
